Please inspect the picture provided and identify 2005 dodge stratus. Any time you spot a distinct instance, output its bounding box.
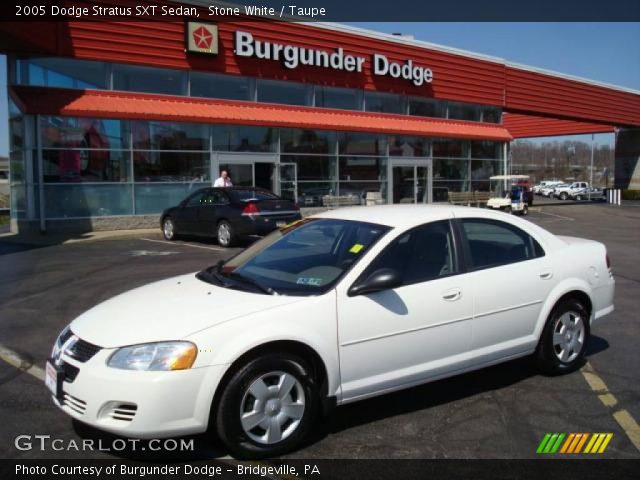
[46,205,614,458]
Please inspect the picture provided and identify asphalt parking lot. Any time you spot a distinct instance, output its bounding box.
[0,202,638,460]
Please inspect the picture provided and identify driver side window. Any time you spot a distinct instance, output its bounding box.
[364,220,457,287]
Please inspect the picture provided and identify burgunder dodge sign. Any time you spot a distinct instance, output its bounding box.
[185,22,434,87]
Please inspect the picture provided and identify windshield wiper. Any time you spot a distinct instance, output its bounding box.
[225,271,277,295]
[197,260,229,286]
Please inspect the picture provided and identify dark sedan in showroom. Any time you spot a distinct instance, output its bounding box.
[161,187,301,247]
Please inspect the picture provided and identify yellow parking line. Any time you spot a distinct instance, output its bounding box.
[581,361,640,452]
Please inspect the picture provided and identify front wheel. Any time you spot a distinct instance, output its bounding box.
[215,354,319,459]
[217,220,236,247]
[560,192,569,200]
[536,299,590,375]
[162,217,177,241]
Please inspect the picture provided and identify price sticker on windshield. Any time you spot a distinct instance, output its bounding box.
[349,243,364,254]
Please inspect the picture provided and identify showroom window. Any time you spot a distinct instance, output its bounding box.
[281,129,337,154]
[257,79,312,106]
[133,151,209,182]
[113,64,185,95]
[471,141,502,159]
[364,91,406,114]
[212,125,277,152]
[389,136,431,157]
[408,97,447,119]
[40,116,129,150]
[315,86,362,110]
[190,72,253,101]
[447,102,482,122]
[432,139,470,158]
[339,132,387,156]
[131,121,209,151]
[17,58,109,89]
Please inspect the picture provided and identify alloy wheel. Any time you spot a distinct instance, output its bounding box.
[239,371,306,445]
[218,223,231,246]
[552,311,585,363]
[163,219,174,240]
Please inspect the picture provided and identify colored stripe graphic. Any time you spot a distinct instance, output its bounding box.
[538,433,613,454]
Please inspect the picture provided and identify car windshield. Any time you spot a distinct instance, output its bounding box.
[200,218,391,295]
[230,189,279,201]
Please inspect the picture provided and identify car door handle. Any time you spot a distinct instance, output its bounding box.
[539,271,553,279]
[442,288,462,301]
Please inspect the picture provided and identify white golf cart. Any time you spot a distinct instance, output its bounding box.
[487,175,531,215]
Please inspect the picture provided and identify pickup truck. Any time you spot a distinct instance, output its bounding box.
[553,182,589,200]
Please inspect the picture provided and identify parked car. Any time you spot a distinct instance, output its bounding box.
[46,205,614,458]
[570,187,603,201]
[540,183,567,197]
[533,181,563,195]
[552,182,590,200]
[160,187,301,247]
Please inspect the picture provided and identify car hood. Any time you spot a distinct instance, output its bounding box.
[69,273,305,348]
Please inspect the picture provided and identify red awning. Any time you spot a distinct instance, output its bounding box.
[503,112,615,138]
[11,86,512,141]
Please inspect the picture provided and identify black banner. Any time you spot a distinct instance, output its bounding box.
[3,0,640,21]
[3,459,640,480]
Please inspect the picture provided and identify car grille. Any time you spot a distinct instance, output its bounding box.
[63,393,87,415]
[62,362,79,383]
[66,338,102,363]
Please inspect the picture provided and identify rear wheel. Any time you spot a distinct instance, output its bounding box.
[217,220,236,247]
[162,217,177,241]
[536,298,590,375]
[504,206,512,214]
[215,353,319,459]
[576,195,584,201]
[522,204,529,216]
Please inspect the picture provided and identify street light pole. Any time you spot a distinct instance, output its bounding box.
[589,134,595,201]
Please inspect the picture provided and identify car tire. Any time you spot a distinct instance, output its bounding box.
[522,204,529,216]
[560,192,569,200]
[504,206,512,214]
[217,220,236,248]
[535,298,590,376]
[576,195,584,201]
[162,217,178,241]
[215,353,319,459]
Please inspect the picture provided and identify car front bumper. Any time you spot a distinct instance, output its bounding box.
[50,349,225,438]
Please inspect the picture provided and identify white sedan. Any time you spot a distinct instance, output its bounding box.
[46,205,614,458]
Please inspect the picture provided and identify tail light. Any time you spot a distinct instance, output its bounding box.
[242,202,259,215]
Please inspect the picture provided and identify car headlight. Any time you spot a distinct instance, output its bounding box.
[51,325,71,359]
[107,341,197,371]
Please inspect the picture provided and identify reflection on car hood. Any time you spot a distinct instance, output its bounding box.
[69,273,305,348]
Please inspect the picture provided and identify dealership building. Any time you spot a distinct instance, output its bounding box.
[1,1,639,232]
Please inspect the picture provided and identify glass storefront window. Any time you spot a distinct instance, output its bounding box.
[481,107,502,124]
[408,97,447,118]
[40,117,128,150]
[257,79,312,106]
[18,58,108,89]
[134,182,210,214]
[364,91,405,114]
[44,184,133,218]
[42,149,130,183]
[339,182,385,205]
[448,102,482,122]
[9,102,24,151]
[190,72,253,101]
[212,125,277,152]
[281,129,336,154]
[433,159,469,181]
[218,164,254,187]
[296,182,337,207]
[389,136,431,157]
[432,139,469,158]
[133,151,209,182]
[471,140,502,159]
[315,86,362,110]
[339,157,387,181]
[131,121,209,151]
[339,132,387,156]
[433,181,469,202]
[281,155,336,181]
[471,159,503,179]
[113,64,185,95]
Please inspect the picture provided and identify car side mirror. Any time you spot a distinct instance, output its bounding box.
[348,268,402,297]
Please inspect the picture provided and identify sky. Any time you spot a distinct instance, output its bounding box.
[1,22,639,156]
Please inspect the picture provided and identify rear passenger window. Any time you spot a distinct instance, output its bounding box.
[461,219,544,270]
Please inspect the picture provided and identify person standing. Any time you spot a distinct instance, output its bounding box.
[214,170,233,187]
